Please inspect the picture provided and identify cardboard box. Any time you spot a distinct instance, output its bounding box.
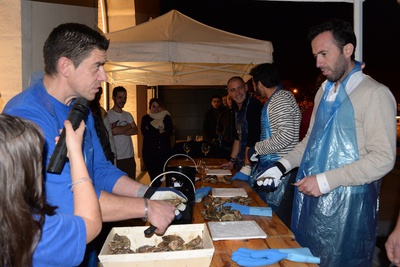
[98,223,214,267]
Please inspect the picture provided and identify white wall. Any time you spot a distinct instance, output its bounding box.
[0,0,97,111]
[0,0,23,111]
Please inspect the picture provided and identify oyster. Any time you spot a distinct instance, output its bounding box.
[202,175,232,185]
[183,235,203,250]
[136,245,157,253]
[108,233,204,254]
[109,233,135,254]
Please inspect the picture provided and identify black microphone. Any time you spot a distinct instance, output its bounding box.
[47,97,88,174]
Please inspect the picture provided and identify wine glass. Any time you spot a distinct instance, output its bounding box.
[201,142,210,158]
[197,160,209,181]
[183,142,191,160]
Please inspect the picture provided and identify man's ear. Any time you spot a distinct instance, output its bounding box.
[58,57,72,78]
[343,43,354,58]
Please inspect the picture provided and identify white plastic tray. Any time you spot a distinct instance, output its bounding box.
[212,188,248,198]
[207,220,267,241]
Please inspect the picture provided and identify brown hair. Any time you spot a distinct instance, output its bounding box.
[148,98,164,109]
[0,114,55,266]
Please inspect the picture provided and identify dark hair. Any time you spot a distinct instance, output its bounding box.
[43,23,110,75]
[148,98,164,109]
[227,76,245,86]
[112,86,127,97]
[308,19,357,60]
[0,114,56,267]
[211,95,221,101]
[249,63,280,88]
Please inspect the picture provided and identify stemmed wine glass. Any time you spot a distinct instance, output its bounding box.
[197,160,209,181]
[183,142,191,160]
[201,142,210,159]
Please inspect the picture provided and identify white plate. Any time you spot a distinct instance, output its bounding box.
[207,220,267,241]
[212,188,248,198]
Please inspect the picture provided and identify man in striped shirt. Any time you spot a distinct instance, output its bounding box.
[249,63,301,227]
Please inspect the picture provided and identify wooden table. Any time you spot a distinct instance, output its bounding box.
[168,156,319,267]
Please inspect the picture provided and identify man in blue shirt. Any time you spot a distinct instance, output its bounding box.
[4,22,186,266]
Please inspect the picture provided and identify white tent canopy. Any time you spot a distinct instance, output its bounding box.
[105,10,273,86]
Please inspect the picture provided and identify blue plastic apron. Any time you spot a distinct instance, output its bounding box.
[291,62,379,266]
[253,86,288,208]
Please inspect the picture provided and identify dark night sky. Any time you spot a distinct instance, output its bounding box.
[160,0,400,101]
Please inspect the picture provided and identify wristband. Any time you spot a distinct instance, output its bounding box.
[138,185,149,198]
[69,178,92,192]
[275,161,286,174]
[142,198,148,222]
[230,157,237,164]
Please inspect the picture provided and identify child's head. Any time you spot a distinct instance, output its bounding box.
[0,114,45,200]
[0,114,49,266]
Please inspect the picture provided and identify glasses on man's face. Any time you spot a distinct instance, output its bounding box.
[228,84,245,94]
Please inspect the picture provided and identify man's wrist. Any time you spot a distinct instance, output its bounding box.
[274,161,286,174]
[142,198,148,221]
[138,185,149,197]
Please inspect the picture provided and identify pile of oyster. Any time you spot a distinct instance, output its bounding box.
[202,175,232,185]
[201,196,253,221]
[108,233,203,255]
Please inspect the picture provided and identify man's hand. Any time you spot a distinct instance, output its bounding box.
[146,199,176,235]
[294,175,322,197]
[385,225,400,266]
[144,187,188,235]
[144,187,188,212]
[256,166,283,191]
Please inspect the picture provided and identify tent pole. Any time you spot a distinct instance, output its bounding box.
[354,0,363,62]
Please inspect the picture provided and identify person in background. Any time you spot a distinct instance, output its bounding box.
[108,86,138,179]
[141,98,173,186]
[3,22,187,266]
[203,94,224,144]
[386,211,400,266]
[0,114,101,266]
[222,94,228,108]
[89,86,116,165]
[256,19,396,266]
[221,76,262,180]
[216,94,235,152]
[248,63,301,227]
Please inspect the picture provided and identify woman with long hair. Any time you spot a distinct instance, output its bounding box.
[0,114,101,266]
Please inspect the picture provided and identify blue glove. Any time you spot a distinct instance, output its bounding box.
[232,247,320,266]
[232,165,252,181]
[248,146,259,163]
[144,187,188,215]
[195,186,212,202]
[223,203,272,217]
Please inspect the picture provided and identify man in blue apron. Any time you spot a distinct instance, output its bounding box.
[248,63,301,227]
[255,19,397,266]
[221,77,262,181]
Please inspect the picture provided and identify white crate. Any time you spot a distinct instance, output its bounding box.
[98,223,214,267]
